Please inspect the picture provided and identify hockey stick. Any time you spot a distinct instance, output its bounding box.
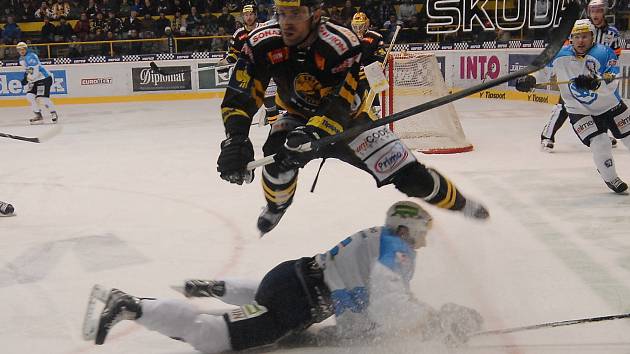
[470,312,630,338]
[149,61,230,75]
[245,1,580,171]
[0,124,62,143]
[536,75,630,87]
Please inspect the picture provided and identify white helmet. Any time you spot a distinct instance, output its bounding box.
[385,201,433,249]
[16,42,28,50]
[587,0,607,13]
[571,18,596,41]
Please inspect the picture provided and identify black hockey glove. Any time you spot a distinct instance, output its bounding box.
[515,75,536,92]
[217,135,254,185]
[274,126,319,170]
[573,74,601,91]
[21,73,28,86]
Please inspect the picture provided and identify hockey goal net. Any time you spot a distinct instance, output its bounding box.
[381,52,473,154]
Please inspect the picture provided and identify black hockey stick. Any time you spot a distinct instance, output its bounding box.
[0,124,62,143]
[149,61,224,75]
[470,312,630,338]
[246,1,580,171]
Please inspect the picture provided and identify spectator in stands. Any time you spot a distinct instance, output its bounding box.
[376,0,396,29]
[211,26,228,51]
[106,10,123,37]
[56,16,74,41]
[74,12,91,40]
[141,13,155,35]
[85,0,100,19]
[177,25,187,37]
[162,26,175,53]
[127,29,143,53]
[205,11,219,34]
[35,1,54,19]
[186,6,203,31]
[16,1,37,22]
[119,1,131,17]
[340,0,356,27]
[172,11,184,32]
[68,0,82,19]
[92,12,107,35]
[131,0,146,15]
[226,0,241,12]
[122,10,143,36]
[157,0,172,14]
[256,3,268,22]
[2,15,22,44]
[68,34,82,57]
[217,6,236,33]
[383,13,403,41]
[144,0,159,16]
[172,0,190,14]
[41,16,57,43]
[154,11,171,37]
[51,0,70,19]
[398,0,416,27]
[496,28,511,42]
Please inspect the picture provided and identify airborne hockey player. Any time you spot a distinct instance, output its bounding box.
[216,3,281,124]
[539,0,619,152]
[517,19,630,193]
[217,0,489,235]
[17,42,59,124]
[89,201,483,352]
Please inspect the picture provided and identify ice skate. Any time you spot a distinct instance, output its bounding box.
[95,288,142,345]
[182,279,225,298]
[29,112,43,124]
[257,206,287,235]
[541,138,554,152]
[461,199,490,220]
[605,177,628,194]
[0,201,14,215]
[51,111,58,123]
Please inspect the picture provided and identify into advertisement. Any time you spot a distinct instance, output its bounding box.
[0,70,68,97]
[198,63,233,90]
[132,66,191,92]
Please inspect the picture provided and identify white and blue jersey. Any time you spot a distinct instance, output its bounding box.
[315,227,430,336]
[534,43,621,116]
[19,51,52,83]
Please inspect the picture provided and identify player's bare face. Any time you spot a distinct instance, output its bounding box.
[572,32,593,55]
[589,8,605,27]
[18,48,27,56]
[243,11,257,27]
[277,6,313,46]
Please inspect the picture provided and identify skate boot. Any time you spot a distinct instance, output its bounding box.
[611,136,618,148]
[605,177,628,194]
[0,201,14,215]
[51,111,58,123]
[95,289,142,345]
[540,138,554,152]
[257,206,287,235]
[461,199,490,219]
[29,112,43,124]
[183,280,226,298]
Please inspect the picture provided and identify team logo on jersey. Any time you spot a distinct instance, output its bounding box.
[235,68,251,88]
[267,48,289,64]
[569,82,598,105]
[585,59,598,74]
[293,73,323,106]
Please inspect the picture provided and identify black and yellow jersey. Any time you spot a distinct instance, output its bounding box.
[221,19,367,138]
[223,24,259,64]
[359,30,386,65]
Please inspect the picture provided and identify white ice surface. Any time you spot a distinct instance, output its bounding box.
[1,99,630,354]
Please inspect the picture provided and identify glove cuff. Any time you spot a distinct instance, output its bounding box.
[306,115,343,137]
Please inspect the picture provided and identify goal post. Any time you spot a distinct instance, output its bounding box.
[381,52,473,154]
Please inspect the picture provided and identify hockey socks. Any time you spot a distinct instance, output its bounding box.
[259,167,297,233]
[590,133,620,184]
[423,168,467,211]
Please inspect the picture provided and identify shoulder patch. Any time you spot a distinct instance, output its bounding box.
[248,23,282,47]
[324,21,360,47]
[319,23,360,56]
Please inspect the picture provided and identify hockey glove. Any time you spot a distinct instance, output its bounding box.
[573,74,601,91]
[515,75,537,92]
[21,73,28,86]
[217,135,255,185]
[274,126,319,170]
[603,72,616,84]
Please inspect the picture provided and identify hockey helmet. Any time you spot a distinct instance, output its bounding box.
[351,12,370,36]
[571,19,595,38]
[16,42,28,50]
[242,3,256,13]
[274,0,322,8]
[385,201,433,249]
[587,0,607,12]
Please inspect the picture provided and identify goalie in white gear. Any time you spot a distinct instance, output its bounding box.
[517,19,630,193]
[88,201,483,352]
[16,42,59,124]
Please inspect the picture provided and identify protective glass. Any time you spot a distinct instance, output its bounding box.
[276,7,312,24]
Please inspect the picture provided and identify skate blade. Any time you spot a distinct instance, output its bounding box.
[82,284,112,341]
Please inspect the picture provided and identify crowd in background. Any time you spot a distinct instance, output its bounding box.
[0,0,629,59]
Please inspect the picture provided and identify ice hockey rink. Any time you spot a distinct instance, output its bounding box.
[1,98,629,354]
